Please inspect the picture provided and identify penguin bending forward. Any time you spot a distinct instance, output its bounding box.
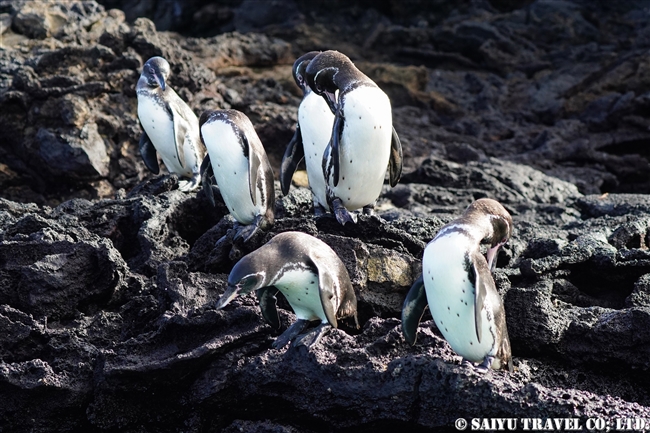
[280,51,335,215]
[303,50,403,225]
[137,56,205,192]
[199,109,275,243]
[401,198,514,372]
[215,231,359,349]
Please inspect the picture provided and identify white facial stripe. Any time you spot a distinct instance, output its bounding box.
[243,270,266,287]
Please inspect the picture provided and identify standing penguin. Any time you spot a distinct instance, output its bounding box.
[280,51,335,215]
[215,231,359,349]
[401,198,514,372]
[304,50,403,225]
[137,56,205,192]
[199,109,275,242]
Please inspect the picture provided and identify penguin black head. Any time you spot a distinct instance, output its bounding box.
[463,198,512,244]
[215,253,267,310]
[141,56,170,91]
[292,51,321,93]
[304,50,363,113]
[463,198,513,270]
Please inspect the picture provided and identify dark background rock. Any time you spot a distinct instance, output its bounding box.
[2,0,650,432]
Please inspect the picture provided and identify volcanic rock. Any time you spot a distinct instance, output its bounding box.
[2,0,650,432]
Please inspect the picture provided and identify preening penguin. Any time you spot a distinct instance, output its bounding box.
[280,51,335,215]
[304,50,403,225]
[136,56,205,192]
[401,198,514,372]
[199,109,275,243]
[215,231,359,349]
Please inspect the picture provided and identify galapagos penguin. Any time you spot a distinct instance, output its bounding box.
[136,56,205,192]
[280,51,335,216]
[215,231,359,349]
[304,50,403,225]
[401,198,514,372]
[199,109,275,242]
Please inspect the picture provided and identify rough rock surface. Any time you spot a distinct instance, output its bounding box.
[2,0,650,432]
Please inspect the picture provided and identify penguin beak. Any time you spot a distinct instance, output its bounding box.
[323,90,338,114]
[154,69,166,91]
[486,241,505,272]
[215,284,241,310]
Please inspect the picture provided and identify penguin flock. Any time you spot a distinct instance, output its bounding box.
[136,51,513,372]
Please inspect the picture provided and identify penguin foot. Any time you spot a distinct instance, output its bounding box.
[362,204,375,216]
[313,203,328,217]
[331,198,356,225]
[234,215,272,244]
[272,319,310,350]
[476,356,495,373]
[234,224,259,244]
[178,174,201,192]
[293,322,330,348]
[461,358,474,368]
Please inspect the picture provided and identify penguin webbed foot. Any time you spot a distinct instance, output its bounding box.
[292,322,330,348]
[234,224,259,244]
[362,204,374,216]
[272,319,310,350]
[313,203,328,217]
[178,174,201,192]
[475,356,495,374]
[331,198,356,225]
[234,215,272,244]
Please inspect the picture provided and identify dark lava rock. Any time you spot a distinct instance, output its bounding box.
[3,0,650,432]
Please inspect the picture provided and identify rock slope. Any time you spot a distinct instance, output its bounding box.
[1,0,650,431]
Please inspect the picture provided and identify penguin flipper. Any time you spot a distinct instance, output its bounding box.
[200,154,216,207]
[256,286,281,330]
[241,131,260,207]
[168,100,189,169]
[389,126,403,187]
[325,113,344,187]
[280,125,305,195]
[401,274,427,346]
[309,255,339,329]
[139,132,160,174]
[469,251,490,344]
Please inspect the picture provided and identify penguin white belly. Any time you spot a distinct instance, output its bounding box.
[273,268,328,323]
[137,95,191,177]
[202,122,258,225]
[423,233,496,363]
[300,92,334,210]
[332,87,393,210]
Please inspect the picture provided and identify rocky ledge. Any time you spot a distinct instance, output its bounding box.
[2,1,650,432]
